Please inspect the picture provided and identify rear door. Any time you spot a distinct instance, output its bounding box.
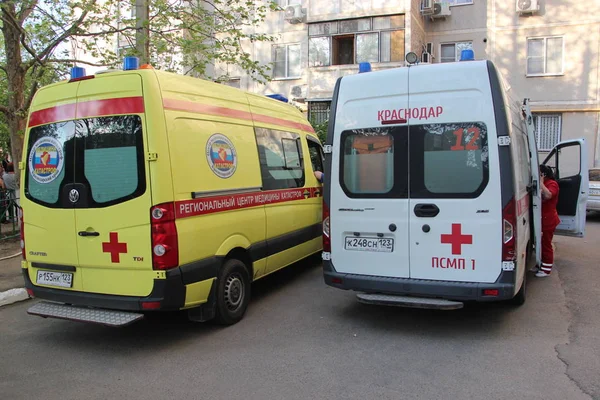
[73,75,155,296]
[542,139,588,237]
[407,62,502,283]
[24,82,80,289]
[329,70,410,278]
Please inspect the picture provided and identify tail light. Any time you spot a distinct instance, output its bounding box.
[20,208,25,260]
[150,203,179,270]
[323,202,331,252]
[502,197,516,261]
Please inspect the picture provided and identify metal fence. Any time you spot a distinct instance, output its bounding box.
[0,189,20,240]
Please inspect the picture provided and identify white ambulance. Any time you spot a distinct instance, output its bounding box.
[321,59,588,309]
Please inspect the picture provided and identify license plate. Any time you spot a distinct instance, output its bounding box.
[36,270,73,288]
[345,237,394,252]
[589,188,600,196]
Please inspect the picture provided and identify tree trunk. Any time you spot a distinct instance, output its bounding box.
[1,2,27,187]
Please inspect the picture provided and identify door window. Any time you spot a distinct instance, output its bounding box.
[255,128,305,190]
[26,121,75,205]
[76,116,145,205]
[25,115,146,208]
[410,122,489,198]
[307,138,324,173]
[339,127,408,198]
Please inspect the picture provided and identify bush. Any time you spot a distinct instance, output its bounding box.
[310,118,328,144]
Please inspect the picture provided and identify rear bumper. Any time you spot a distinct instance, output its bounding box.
[586,198,600,211]
[23,268,189,312]
[323,260,515,302]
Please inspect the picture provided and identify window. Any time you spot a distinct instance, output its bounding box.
[356,33,379,63]
[589,169,600,182]
[255,128,305,190]
[273,44,301,79]
[527,37,564,76]
[308,15,405,67]
[79,116,143,204]
[307,138,324,173]
[308,101,331,125]
[26,121,74,205]
[222,79,241,89]
[309,37,330,67]
[26,116,146,208]
[534,114,561,151]
[332,35,354,65]
[411,122,489,198]
[440,41,473,63]
[444,0,473,5]
[341,128,407,197]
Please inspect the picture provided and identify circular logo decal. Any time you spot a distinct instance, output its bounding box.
[206,134,237,179]
[28,137,64,184]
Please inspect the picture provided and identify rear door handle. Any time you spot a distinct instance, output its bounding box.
[414,204,440,218]
[78,231,100,237]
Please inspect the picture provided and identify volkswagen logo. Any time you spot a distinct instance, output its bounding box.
[68,189,80,203]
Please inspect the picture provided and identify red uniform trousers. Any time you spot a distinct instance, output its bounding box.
[541,228,555,273]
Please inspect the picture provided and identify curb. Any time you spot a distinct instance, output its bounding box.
[0,288,30,307]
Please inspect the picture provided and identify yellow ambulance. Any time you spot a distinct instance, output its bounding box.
[22,58,324,327]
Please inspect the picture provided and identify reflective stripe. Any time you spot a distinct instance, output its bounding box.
[541,265,553,271]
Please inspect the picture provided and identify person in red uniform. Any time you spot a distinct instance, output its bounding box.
[537,164,560,277]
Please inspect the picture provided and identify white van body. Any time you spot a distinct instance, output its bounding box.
[322,60,587,308]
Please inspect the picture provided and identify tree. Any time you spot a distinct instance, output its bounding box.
[0,0,278,184]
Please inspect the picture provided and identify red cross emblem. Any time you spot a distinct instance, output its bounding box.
[102,232,128,263]
[441,224,473,255]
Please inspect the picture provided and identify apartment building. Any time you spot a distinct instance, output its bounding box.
[216,0,600,166]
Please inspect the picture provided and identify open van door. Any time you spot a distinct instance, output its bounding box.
[522,99,542,267]
[542,139,588,237]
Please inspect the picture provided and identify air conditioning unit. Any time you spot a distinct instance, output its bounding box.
[284,5,305,23]
[430,1,451,19]
[290,84,307,100]
[421,42,434,63]
[516,0,540,14]
[420,0,435,16]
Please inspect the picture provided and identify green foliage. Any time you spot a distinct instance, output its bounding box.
[309,117,328,144]
[0,0,279,169]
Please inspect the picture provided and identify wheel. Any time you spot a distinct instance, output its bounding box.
[214,258,251,325]
[510,270,527,306]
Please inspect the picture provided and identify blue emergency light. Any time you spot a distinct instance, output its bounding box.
[358,62,372,73]
[124,56,140,71]
[460,49,475,61]
[266,94,289,103]
[70,66,86,80]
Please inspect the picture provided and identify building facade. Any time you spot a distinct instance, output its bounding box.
[215,0,600,167]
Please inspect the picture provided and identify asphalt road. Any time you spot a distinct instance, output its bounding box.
[1,217,599,400]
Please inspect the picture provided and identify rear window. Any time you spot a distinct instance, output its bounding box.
[25,115,145,208]
[410,122,489,198]
[338,123,488,199]
[340,127,408,198]
[589,169,600,182]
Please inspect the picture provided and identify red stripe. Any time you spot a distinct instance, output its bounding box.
[77,97,144,120]
[517,193,530,216]
[176,187,321,219]
[28,97,145,128]
[163,98,315,133]
[28,103,77,128]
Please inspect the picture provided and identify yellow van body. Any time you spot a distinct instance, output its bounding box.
[21,67,324,325]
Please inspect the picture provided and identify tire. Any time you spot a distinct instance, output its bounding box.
[510,270,527,306]
[214,258,251,325]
